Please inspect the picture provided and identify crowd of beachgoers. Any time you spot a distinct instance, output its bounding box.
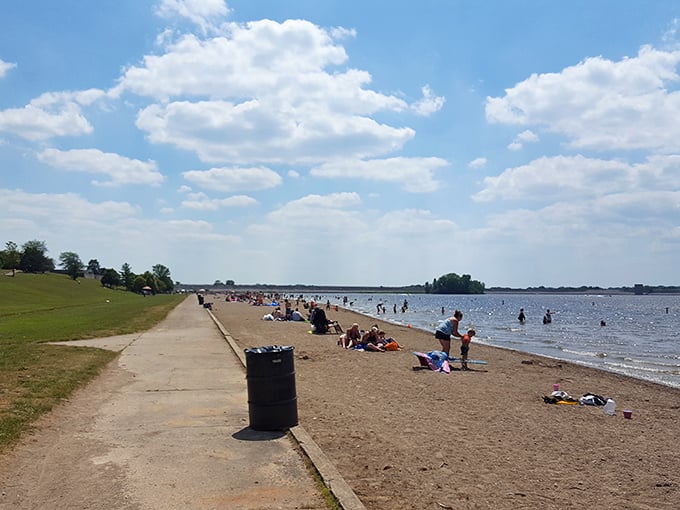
[203,290,403,353]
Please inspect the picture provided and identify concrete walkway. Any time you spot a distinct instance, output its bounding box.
[0,297,327,509]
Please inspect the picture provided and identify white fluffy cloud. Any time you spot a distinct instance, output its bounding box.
[112,19,419,164]
[249,191,365,238]
[486,46,680,152]
[411,85,446,116]
[0,58,17,78]
[182,166,282,192]
[181,192,257,210]
[155,0,230,34]
[473,154,680,203]
[507,129,539,151]
[310,157,447,193]
[38,148,164,187]
[0,90,105,141]
[136,99,415,164]
[468,157,487,169]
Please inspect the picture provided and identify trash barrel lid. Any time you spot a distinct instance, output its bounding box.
[244,345,294,354]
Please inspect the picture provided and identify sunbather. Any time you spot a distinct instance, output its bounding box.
[360,326,386,352]
[338,323,361,349]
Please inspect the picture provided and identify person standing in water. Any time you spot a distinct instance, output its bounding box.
[518,308,526,324]
[543,309,552,324]
[434,310,463,359]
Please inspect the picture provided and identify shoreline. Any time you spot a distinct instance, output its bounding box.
[332,304,680,391]
[209,297,680,510]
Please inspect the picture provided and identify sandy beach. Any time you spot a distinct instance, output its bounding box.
[209,296,680,510]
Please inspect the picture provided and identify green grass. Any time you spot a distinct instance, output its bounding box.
[0,272,185,449]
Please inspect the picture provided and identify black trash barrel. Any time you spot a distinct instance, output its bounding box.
[245,345,298,431]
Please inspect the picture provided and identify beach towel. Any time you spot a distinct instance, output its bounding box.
[413,351,451,373]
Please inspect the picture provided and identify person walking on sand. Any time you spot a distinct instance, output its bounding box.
[460,329,476,370]
[434,310,463,358]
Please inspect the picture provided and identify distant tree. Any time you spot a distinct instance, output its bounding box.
[1,241,21,276]
[20,240,54,273]
[120,263,135,291]
[225,279,235,286]
[427,272,485,294]
[59,252,85,280]
[152,264,170,280]
[152,264,173,293]
[132,275,147,294]
[87,259,102,275]
[100,268,121,288]
[214,280,224,286]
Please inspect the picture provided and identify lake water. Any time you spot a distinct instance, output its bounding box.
[318,293,680,389]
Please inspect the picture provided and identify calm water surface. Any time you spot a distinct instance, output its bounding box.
[317,293,680,389]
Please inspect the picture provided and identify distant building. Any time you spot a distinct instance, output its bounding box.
[634,284,645,295]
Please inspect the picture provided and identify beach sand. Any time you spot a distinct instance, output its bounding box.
[209,297,680,510]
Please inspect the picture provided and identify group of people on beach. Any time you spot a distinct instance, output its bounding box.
[338,323,400,352]
[219,291,483,368]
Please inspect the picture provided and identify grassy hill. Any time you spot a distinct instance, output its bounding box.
[0,272,185,450]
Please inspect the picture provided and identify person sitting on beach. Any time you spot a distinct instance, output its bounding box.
[434,310,463,359]
[379,330,401,351]
[359,326,386,352]
[290,309,305,321]
[309,307,344,334]
[309,307,329,334]
[460,329,476,370]
[339,323,362,349]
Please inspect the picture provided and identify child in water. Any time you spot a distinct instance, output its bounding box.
[460,329,476,370]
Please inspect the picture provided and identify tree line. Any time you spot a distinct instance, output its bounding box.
[0,239,174,294]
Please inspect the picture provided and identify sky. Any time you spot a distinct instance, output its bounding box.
[1,1,680,288]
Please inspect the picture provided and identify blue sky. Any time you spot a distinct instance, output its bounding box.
[2,1,680,287]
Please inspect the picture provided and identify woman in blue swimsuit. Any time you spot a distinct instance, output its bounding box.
[434,310,463,358]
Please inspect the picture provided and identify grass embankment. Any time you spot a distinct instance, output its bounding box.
[0,272,184,450]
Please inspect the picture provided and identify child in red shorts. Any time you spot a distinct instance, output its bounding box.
[460,329,476,370]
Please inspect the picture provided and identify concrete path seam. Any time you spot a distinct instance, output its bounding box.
[207,308,367,510]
